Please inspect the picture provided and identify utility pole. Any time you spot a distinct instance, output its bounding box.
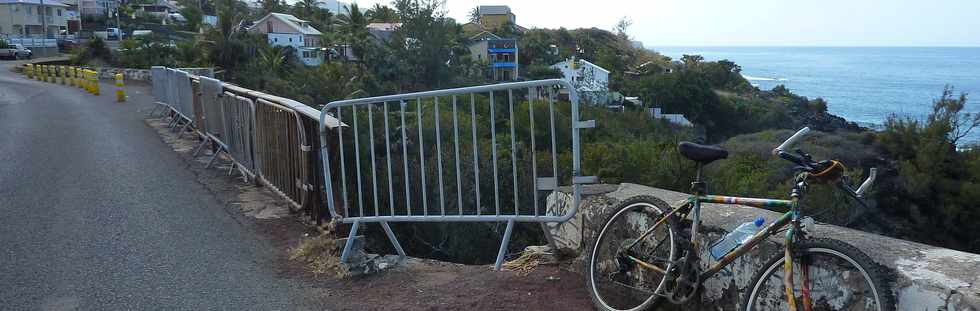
[40,0,47,38]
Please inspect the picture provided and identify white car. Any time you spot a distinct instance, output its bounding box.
[0,44,32,60]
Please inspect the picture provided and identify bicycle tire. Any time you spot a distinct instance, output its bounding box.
[741,238,895,311]
[587,195,679,311]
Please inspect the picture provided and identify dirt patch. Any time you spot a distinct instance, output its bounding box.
[145,116,596,310]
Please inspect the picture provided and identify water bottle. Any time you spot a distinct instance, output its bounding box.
[709,217,765,260]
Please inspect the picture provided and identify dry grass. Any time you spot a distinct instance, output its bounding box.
[287,221,351,278]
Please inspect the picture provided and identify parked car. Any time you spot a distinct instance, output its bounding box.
[0,44,32,60]
[107,28,121,40]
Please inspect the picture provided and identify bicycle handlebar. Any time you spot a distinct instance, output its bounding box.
[773,127,811,155]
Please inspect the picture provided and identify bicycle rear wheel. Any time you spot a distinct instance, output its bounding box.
[742,238,894,311]
[588,196,678,311]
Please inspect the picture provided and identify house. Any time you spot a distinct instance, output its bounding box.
[475,5,514,29]
[79,0,118,17]
[467,31,518,81]
[551,57,610,104]
[366,22,400,42]
[248,13,324,66]
[133,0,179,20]
[462,5,525,35]
[0,0,70,38]
[650,108,693,127]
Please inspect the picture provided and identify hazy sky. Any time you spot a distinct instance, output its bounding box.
[343,0,980,47]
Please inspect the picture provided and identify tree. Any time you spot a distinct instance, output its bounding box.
[366,3,398,23]
[180,5,203,32]
[335,3,369,58]
[614,16,632,39]
[258,0,285,17]
[467,6,480,24]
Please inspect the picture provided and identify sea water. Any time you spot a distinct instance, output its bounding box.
[654,46,980,144]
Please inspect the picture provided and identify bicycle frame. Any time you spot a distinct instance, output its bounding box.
[623,163,810,310]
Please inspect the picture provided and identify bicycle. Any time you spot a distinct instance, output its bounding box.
[587,127,895,311]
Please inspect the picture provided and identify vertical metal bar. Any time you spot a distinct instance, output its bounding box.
[417,98,428,216]
[400,100,411,216]
[338,108,350,217]
[435,97,446,216]
[508,89,519,216]
[470,94,481,215]
[339,221,360,263]
[384,102,395,216]
[452,95,463,215]
[548,88,559,188]
[528,88,539,216]
[569,83,583,218]
[368,104,379,217]
[490,91,500,216]
[494,220,515,271]
[353,107,364,217]
[381,222,407,259]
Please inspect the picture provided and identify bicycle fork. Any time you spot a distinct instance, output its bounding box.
[783,193,813,311]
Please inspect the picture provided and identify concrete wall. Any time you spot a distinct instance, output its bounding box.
[94,67,213,81]
[545,183,980,310]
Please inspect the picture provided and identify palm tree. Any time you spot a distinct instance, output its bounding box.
[366,3,398,23]
[467,6,480,24]
[335,3,369,58]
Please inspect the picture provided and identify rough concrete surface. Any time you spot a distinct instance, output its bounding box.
[547,183,980,310]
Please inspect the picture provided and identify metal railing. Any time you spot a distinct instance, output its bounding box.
[150,67,338,222]
[319,79,596,270]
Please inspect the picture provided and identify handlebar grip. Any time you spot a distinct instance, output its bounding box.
[855,168,877,197]
[778,151,806,166]
[773,127,811,155]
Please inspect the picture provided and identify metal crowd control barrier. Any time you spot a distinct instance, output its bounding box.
[150,66,339,220]
[319,79,596,270]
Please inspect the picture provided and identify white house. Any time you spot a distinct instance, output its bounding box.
[247,13,324,66]
[650,108,693,127]
[0,0,71,38]
[551,57,610,104]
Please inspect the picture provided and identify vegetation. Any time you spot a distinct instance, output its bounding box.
[69,0,980,258]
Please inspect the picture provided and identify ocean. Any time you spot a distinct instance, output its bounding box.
[653,46,980,143]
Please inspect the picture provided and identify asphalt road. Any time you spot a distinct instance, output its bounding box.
[0,62,324,310]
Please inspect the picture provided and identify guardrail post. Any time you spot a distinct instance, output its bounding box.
[115,73,126,102]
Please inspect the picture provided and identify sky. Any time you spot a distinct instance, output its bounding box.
[340,0,980,47]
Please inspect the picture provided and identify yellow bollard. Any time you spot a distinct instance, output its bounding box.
[78,68,84,89]
[91,71,100,96]
[67,67,74,87]
[115,73,126,102]
[82,70,90,93]
[26,64,34,79]
[58,66,65,85]
[41,65,47,82]
[84,70,92,94]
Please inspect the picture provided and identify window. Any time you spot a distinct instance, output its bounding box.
[266,22,272,33]
[57,9,61,16]
[274,38,278,42]
[288,37,292,42]
[302,51,310,58]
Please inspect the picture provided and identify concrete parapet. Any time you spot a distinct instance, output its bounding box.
[545,183,980,310]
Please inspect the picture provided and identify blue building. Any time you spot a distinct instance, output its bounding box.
[468,31,519,81]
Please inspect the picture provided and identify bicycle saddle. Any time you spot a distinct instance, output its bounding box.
[678,142,729,164]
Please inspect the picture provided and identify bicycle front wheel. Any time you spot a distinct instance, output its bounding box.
[588,196,678,311]
[742,238,894,311]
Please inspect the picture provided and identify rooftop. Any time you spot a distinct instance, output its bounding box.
[250,12,323,36]
[478,5,511,15]
[0,0,69,7]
